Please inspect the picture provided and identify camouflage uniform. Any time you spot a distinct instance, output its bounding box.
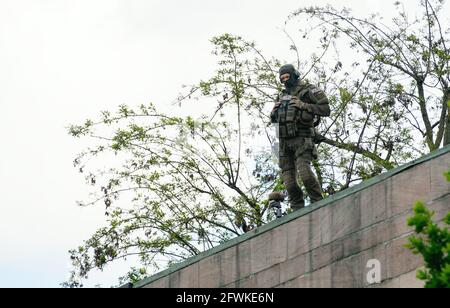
[271,74,330,211]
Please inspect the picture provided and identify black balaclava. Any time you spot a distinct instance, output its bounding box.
[279,64,299,89]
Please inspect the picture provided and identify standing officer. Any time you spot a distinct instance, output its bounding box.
[271,64,331,211]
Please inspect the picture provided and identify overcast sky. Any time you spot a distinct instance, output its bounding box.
[0,0,441,288]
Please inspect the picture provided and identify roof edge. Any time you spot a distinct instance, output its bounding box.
[131,145,450,288]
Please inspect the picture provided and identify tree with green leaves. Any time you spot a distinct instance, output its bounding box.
[293,0,450,148]
[64,35,284,287]
[288,0,449,188]
[406,186,450,288]
[65,0,449,287]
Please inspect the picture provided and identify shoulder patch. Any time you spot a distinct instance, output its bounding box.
[309,87,327,103]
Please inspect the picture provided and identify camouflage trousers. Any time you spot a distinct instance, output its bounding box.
[278,136,323,211]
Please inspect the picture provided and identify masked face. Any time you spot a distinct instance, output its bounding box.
[280,73,290,84]
[280,73,297,88]
[279,64,298,89]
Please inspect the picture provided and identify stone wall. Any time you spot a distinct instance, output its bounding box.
[133,146,450,288]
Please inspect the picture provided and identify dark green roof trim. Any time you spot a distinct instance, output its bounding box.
[131,145,450,288]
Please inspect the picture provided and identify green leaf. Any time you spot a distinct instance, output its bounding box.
[339,87,352,103]
[417,269,428,280]
[406,199,450,288]
[444,171,450,182]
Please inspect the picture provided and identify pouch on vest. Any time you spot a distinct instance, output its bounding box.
[278,125,287,138]
[286,123,297,138]
[277,102,288,123]
[286,106,297,122]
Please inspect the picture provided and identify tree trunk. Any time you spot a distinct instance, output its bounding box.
[417,80,436,151]
[443,89,450,146]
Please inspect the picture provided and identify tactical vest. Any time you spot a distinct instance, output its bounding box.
[275,91,315,139]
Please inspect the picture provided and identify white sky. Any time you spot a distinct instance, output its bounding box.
[0,0,438,287]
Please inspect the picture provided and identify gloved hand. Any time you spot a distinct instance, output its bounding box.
[289,96,307,110]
